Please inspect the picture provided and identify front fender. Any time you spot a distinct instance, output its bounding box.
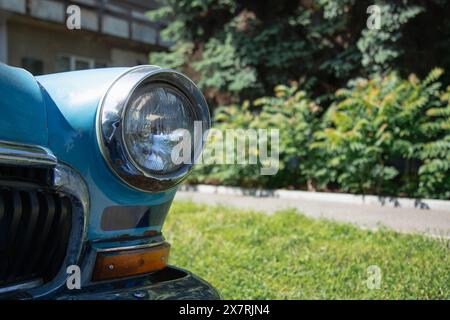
[0,64,48,145]
[36,68,177,241]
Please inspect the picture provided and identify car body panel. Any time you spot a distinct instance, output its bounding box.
[0,64,48,145]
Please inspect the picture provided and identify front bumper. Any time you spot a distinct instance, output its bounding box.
[53,266,221,300]
[0,142,219,300]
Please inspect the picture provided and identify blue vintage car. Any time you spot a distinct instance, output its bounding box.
[0,63,220,300]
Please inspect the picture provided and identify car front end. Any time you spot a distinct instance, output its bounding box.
[0,63,220,300]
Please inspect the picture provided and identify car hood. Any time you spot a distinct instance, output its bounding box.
[0,64,48,146]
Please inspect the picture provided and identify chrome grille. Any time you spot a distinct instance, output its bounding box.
[0,171,73,287]
[0,140,88,296]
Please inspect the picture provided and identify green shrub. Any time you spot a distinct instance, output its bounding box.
[190,69,450,199]
[189,83,323,189]
[313,68,450,197]
[418,85,450,198]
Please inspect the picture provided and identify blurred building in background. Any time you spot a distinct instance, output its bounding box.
[0,0,167,75]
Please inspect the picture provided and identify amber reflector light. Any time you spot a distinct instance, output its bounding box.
[92,242,170,282]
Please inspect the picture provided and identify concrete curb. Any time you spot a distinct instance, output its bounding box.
[180,184,450,212]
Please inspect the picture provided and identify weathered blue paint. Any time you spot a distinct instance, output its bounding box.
[0,65,219,300]
[0,65,177,240]
[36,68,177,240]
[0,64,48,145]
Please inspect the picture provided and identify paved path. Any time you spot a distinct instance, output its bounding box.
[175,191,450,239]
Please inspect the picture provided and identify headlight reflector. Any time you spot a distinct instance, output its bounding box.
[123,83,196,174]
[97,66,210,192]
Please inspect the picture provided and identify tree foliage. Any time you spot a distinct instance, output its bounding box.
[150,0,450,105]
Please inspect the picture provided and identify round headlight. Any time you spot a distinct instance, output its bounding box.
[97,66,210,192]
[123,83,196,174]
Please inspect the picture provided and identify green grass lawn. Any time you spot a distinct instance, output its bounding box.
[164,201,449,299]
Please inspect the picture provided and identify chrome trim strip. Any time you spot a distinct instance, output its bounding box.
[97,240,166,253]
[0,279,43,295]
[0,140,57,166]
[96,65,211,193]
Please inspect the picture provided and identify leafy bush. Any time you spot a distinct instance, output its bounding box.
[189,83,323,189]
[418,84,450,198]
[313,68,450,197]
[190,69,450,199]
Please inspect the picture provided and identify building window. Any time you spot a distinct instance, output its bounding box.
[75,57,92,70]
[95,61,108,68]
[56,55,107,72]
[21,57,44,75]
[56,56,71,72]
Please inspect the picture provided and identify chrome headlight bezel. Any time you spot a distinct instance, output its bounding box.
[96,66,210,193]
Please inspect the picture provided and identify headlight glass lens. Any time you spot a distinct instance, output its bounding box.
[123,83,195,174]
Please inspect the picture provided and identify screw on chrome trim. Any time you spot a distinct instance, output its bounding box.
[133,291,146,299]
